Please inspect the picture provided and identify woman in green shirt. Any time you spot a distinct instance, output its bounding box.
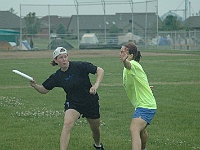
[119,42,157,150]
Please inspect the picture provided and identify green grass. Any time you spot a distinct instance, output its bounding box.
[0,49,200,150]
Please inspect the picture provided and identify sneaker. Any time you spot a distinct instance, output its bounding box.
[93,143,104,150]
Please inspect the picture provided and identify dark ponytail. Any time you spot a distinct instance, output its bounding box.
[134,50,142,62]
[125,42,142,62]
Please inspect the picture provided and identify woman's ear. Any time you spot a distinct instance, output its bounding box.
[130,54,134,59]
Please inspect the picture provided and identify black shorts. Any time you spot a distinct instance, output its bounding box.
[64,100,100,119]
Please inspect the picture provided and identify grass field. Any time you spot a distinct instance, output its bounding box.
[0,49,200,150]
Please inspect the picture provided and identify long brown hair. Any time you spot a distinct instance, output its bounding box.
[50,60,58,66]
[124,42,142,62]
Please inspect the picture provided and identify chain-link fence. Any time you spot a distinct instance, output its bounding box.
[0,0,199,50]
[17,0,159,50]
[146,30,200,50]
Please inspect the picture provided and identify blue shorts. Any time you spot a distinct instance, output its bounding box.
[132,107,156,125]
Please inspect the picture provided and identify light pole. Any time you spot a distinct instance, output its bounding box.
[74,0,79,49]
[101,0,107,44]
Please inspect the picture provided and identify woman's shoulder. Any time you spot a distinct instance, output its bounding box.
[53,69,63,76]
[130,60,143,70]
[70,61,83,65]
[130,60,140,66]
[70,61,91,67]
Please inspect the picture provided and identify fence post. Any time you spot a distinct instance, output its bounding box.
[174,31,176,50]
[48,5,51,50]
[20,4,22,50]
[74,0,80,49]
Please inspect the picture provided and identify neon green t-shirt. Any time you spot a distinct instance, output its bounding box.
[123,60,157,109]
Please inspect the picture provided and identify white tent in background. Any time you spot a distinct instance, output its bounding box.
[21,40,31,50]
[80,33,99,45]
[118,32,143,44]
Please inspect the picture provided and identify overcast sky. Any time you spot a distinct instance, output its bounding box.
[0,0,199,18]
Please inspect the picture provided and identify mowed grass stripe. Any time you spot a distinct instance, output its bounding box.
[1,80,200,89]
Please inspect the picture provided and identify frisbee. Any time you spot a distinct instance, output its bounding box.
[12,70,33,81]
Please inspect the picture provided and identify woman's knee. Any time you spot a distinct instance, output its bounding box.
[130,123,142,134]
[63,119,75,131]
[140,129,148,137]
[130,118,147,132]
[87,118,100,127]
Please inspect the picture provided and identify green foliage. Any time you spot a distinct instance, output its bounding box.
[0,50,200,150]
[24,12,41,35]
[108,24,120,34]
[161,15,181,31]
[56,23,66,38]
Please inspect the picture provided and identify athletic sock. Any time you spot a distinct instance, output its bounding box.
[94,144,102,148]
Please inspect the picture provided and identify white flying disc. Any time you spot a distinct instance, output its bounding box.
[12,70,33,81]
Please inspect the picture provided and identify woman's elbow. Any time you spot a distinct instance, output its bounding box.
[41,91,48,94]
[39,86,49,94]
[97,67,104,75]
